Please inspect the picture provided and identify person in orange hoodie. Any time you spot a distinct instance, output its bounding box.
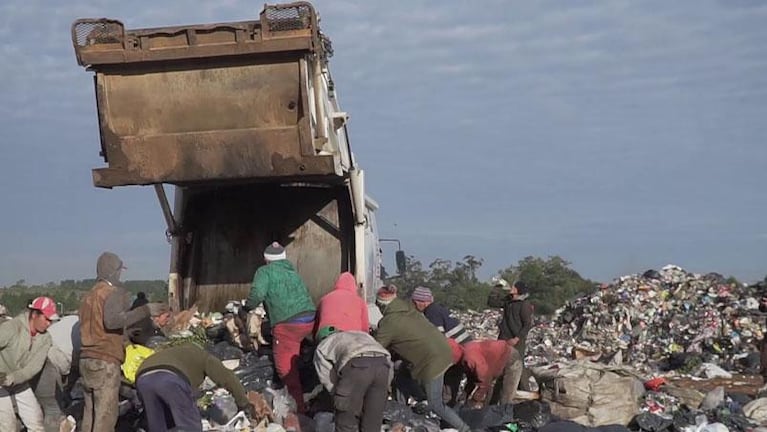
[316,272,370,334]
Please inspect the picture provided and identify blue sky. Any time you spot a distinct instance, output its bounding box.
[1,0,766,286]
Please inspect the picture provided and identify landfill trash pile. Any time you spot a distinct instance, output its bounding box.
[454,309,502,340]
[526,265,764,375]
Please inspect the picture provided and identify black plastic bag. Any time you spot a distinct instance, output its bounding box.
[208,341,244,360]
[514,400,552,429]
[632,412,672,432]
[459,404,515,429]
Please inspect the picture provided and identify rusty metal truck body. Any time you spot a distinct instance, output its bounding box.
[72,2,384,311]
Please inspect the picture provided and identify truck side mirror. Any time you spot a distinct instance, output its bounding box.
[395,250,407,275]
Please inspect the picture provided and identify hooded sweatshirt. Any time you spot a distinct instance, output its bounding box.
[0,311,52,386]
[462,340,516,394]
[498,297,534,345]
[375,298,453,383]
[80,252,149,364]
[316,272,370,333]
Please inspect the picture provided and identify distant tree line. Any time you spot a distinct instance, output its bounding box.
[0,279,167,316]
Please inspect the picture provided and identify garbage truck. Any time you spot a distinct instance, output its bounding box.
[71,2,403,312]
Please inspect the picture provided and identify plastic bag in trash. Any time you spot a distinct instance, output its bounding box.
[314,411,334,432]
[513,400,552,428]
[266,387,297,424]
[208,341,245,360]
[633,412,673,432]
[207,393,239,426]
[458,404,515,429]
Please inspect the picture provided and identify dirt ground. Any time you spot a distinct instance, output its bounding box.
[668,374,765,396]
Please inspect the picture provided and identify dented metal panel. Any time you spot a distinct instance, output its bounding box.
[72,2,340,187]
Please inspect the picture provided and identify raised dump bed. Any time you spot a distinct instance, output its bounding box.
[72,2,348,188]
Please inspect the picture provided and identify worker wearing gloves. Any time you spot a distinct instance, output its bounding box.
[314,327,392,432]
[245,241,316,413]
[459,339,523,408]
[136,343,257,432]
[0,296,60,432]
[374,286,471,432]
[316,272,370,333]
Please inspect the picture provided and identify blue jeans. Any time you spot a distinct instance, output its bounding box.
[136,370,202,432]
[423,373,469,432]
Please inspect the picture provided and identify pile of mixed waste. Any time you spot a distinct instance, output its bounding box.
[526,265,764,375]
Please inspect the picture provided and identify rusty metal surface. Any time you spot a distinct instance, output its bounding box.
[176,183,353,312]
[73,2,337,188]
[72,3,320,66]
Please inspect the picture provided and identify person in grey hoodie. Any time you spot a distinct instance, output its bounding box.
[314,326,392,432]
[79,252,149,432]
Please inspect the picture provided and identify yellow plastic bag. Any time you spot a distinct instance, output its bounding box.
[122,344,155,384]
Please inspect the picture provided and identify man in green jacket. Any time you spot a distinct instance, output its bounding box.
[0,296,60,432]
[374,287,470,432]
[245,241,316,413]
[136,343,257,431]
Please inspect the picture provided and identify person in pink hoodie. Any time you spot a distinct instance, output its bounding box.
[316,272,370,334]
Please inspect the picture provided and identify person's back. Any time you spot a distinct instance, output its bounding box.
[375,298,452,383]
[316,272,369,333]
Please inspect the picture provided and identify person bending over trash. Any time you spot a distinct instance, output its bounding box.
[316,272,370,334]
[0,296,60,432]
[455,339,523,408]
[314,326,392,432]
[245,241,316,413]
[128,302,172,346]
[136,342,259,432]
[374,286,472,432]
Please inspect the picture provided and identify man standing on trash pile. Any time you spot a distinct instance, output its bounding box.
[493,279,534,391]
[136,342,259,432]
[245,241,316,413]
[411,286,472,406]
[374,286,472,432]
[0,296,60,432]
[316,272,370,333]
[455,338,523,408]
[314,326,392,432]
[33,313,80,432]
[79,251,150,432]
[128,302,172,346]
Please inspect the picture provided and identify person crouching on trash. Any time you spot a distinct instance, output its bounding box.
[457,338,523,408]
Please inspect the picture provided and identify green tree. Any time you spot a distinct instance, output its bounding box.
[497,256,596,315]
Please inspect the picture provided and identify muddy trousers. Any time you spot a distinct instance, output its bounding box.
[0,383,45,432]
[334,356,391,432]
[424,373,470,432]
[80,358,121,432]
[497,347,524,404]
[273,321,315,413]
[136,370,202,432]
[33,360,64,432]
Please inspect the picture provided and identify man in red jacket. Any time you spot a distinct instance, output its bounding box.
[316,272,369,334]
[458,339,523,408]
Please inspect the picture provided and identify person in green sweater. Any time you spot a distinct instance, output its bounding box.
[374,286,470,432]
[245,241,316,413]
[136,343,257,432]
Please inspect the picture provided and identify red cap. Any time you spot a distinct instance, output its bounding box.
[29,296,60,321]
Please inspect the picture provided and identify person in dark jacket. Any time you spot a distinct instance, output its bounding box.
[136,343,257,432]
[130,292,149,311]
[492,279,534,393]
[375,287,470,432]
[245,242,316,413]
[128,302,172,346]
[411,286,472,406]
